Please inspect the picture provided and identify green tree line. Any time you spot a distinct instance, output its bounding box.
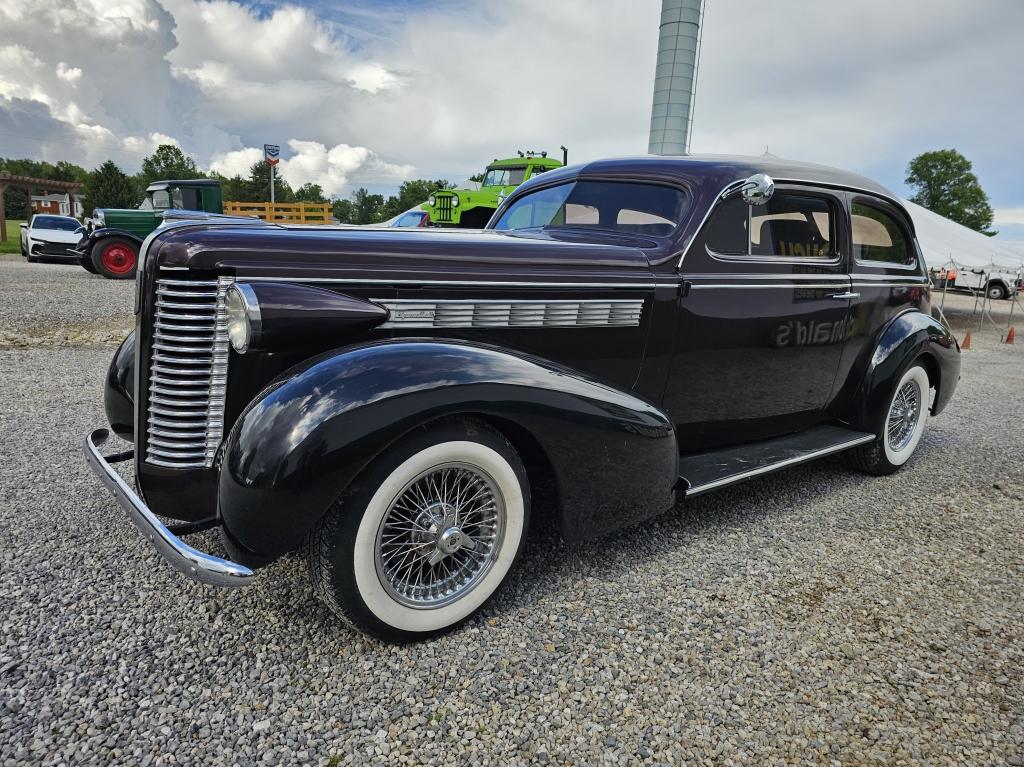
[2,144,452,225]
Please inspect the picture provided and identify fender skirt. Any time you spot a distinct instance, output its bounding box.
[218,340,678,565]
[847,310,960,433]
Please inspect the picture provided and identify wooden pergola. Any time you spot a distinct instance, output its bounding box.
[0,172,84,242]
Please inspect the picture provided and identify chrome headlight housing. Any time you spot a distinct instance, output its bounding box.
[92,210,105,228]
[428,194,436,207]
[451,194,460,208]
[225,283,261,354]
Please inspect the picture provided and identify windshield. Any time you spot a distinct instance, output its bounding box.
[481,166,527,187]
[493,180,689,237]
[394,211,426,227]
[149,190,171,209]
[32,216,79,231]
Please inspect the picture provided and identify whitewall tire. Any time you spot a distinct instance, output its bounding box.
[850,362,930,476]
[307,418,529,642]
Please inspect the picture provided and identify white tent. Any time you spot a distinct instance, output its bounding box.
[903,198,1024,271]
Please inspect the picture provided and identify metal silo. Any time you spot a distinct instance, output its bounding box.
[648,0,704,155]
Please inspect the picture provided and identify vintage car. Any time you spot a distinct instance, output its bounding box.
[426,150,565,228]
[73,179,223,279]
[85,155,960,642]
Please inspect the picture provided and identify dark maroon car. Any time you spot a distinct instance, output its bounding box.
[85,155,960,642]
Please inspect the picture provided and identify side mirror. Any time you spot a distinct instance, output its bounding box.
[738,173,775,206]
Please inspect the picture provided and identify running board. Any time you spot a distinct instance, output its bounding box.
[680,425,875,498]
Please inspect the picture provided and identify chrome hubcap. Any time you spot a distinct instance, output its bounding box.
[375,463,505,608]
[887,379,921,451]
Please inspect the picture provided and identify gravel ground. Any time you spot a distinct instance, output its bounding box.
[1,258,1022,766]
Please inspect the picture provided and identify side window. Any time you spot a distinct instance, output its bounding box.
[705,192,834,258]
[852,202,914,266]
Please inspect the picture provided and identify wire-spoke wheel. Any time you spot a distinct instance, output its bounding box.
[849,363,930,476]
[376,463,505,609]
[307,418,529,642]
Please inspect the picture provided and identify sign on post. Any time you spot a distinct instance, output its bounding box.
[264,144,280,204]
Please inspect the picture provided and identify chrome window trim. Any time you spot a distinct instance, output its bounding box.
[676,176,910,270]
[243,276,675,289]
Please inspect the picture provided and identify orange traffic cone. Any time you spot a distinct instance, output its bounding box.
[961,331,972,350]
[1005,326,1016,344]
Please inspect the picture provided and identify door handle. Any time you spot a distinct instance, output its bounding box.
[830,292,860,300]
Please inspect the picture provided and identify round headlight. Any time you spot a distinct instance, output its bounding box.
[452,194,460,208]
[93,210,105,227]
[428,194,436,206]
[225,283,260,353]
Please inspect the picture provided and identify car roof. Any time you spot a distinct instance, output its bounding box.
[146,179,221,191]
[488,156,562,169]
[526,153,898,202]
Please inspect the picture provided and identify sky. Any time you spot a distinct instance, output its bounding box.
[1,0,1022,240]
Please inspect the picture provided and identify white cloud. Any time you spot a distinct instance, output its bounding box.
[56,62,82,85]
[1,0,1021,211]
[994,208,1024,226]
[209,140,414,196]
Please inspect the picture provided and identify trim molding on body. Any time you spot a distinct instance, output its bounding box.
[375,298,644,329]
[244,276,676,289]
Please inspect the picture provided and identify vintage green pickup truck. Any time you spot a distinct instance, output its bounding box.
[75,179,222,279]
[426,150,565,228]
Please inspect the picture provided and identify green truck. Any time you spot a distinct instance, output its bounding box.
[426,149,566,228]
[76,179,223,279]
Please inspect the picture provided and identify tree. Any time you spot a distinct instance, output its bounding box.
[294,182,327,203]
[245,161,294,202]
[350,187,385,224]
[0,157,89,218]
[82,161,139,214]
[138,144,204,188]
[905,149,996,236]
[332,198,355,224]
[380,178,452,221]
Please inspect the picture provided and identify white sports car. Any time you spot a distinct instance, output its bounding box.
[20,215,83,263]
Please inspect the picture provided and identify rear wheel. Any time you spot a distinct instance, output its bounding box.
[90,237,138,279]
[849,363,930,476]
[307,418,529,642]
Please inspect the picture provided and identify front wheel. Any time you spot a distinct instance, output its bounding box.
[849,363,930,476]
[307,418,530,642]
[90,237,138,279]
[986,282,1007,301]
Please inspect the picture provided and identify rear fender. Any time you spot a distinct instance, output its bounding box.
[218,340,678,565]
[847,310,960,433]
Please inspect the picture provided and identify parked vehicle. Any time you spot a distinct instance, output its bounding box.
[73,179,222,280]
[85,155,960,642]
[930,265,1019,300]
[426,149,565,228]
[19,215,82,263]
[379,207,429,228]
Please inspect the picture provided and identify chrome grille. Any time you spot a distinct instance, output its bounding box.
[145,275,233,468]
[376,299,644,329]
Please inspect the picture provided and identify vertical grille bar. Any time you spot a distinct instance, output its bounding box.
[145,274,233,469]
[436,194,453,223]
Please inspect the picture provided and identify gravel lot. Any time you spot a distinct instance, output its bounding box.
[1,257,1022,766]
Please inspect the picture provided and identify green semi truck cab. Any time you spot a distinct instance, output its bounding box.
[427,150,565,228]
[78,179,222,279]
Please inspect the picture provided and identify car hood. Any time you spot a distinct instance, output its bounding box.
[145,224,658,283]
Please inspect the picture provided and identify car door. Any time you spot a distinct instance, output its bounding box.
[664,185,854,451]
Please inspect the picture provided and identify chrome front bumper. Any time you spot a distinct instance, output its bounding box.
[84,428,254,587]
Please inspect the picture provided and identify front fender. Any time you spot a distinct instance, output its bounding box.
[218,340,677,564]
[848,310,960,432]
[79,228,144,252]
[104,331,136,442]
